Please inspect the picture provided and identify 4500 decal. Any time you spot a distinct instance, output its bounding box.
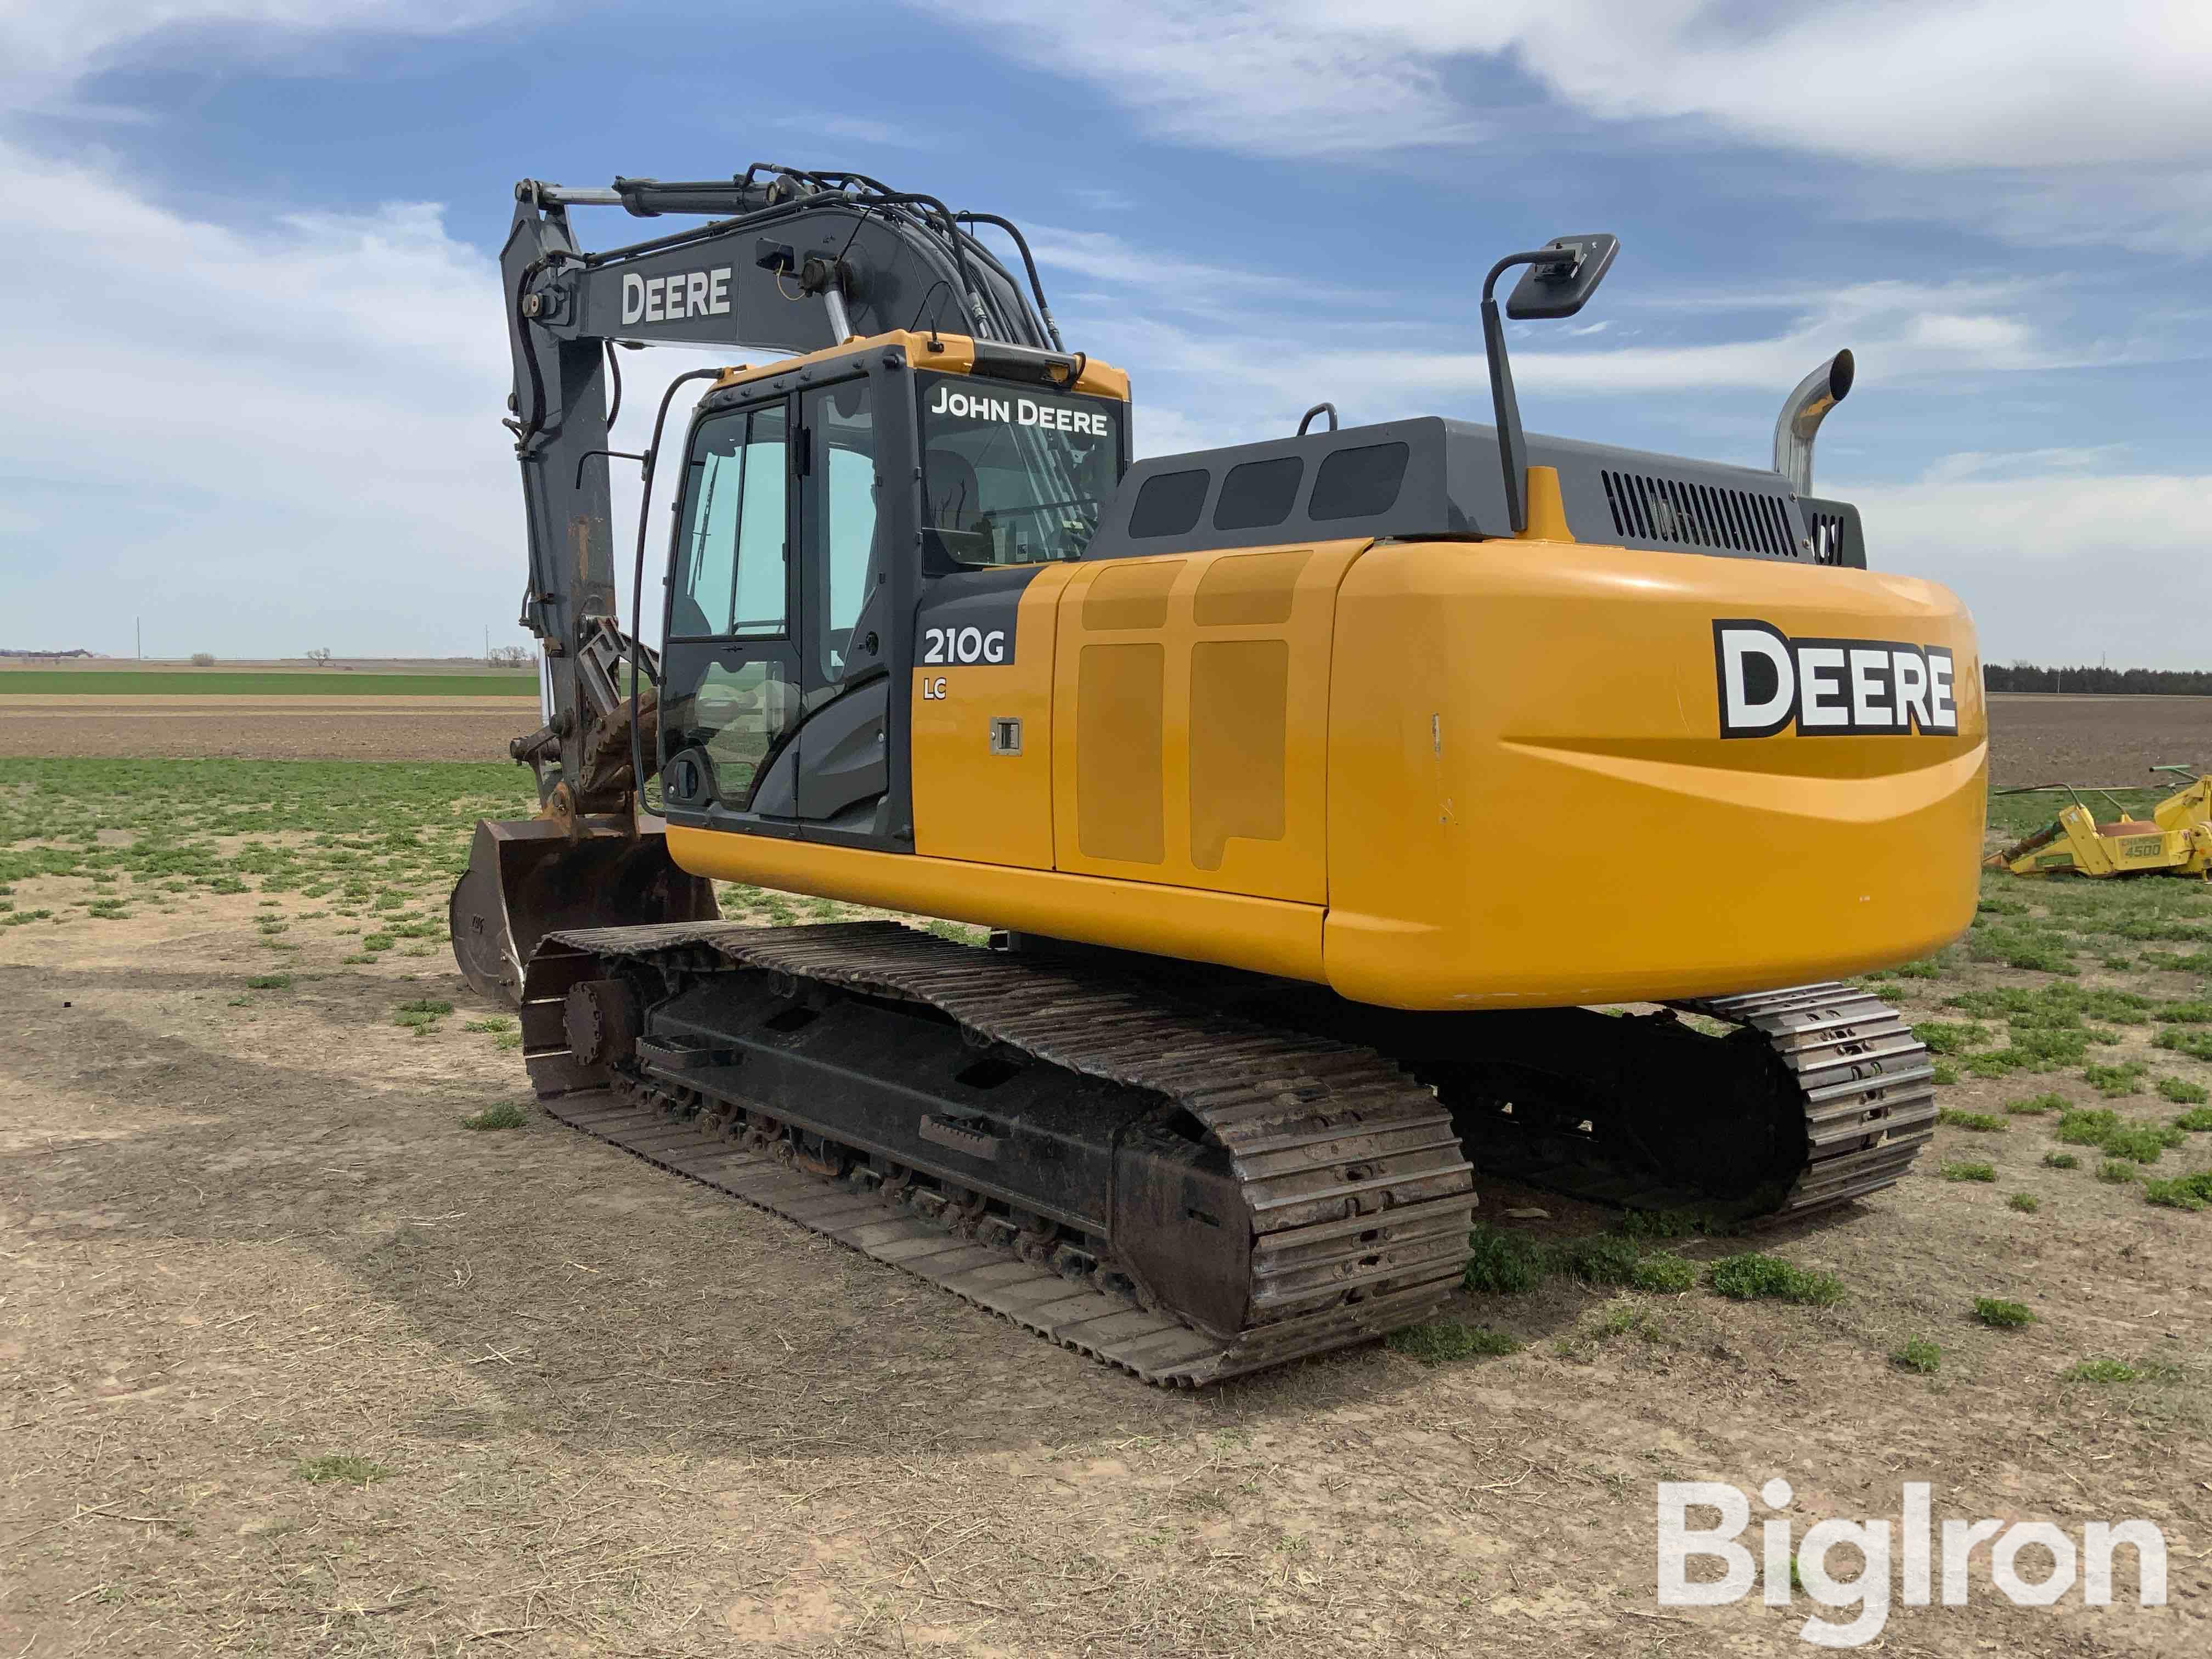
[921,625,1008,665]
[1714,619,1958,738]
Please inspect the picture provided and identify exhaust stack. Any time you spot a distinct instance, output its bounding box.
[1773,348,1854,495]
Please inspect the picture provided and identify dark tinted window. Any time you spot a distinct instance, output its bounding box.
[1309,442,1409,521]
[1127,469,1210,538]
[1213,456,1304,531]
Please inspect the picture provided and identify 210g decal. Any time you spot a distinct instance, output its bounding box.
[1714,619,1957,739]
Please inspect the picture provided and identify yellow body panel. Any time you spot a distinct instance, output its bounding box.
[665,828,1324,981]
[1324,539,1985,1006]
[670,536,1988,1009]
[1049,541,1365,904]
[910,565,1071,869]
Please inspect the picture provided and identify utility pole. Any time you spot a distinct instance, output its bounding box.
[136,617,141,661]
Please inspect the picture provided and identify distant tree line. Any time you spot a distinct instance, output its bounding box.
[1984,664,2212,696]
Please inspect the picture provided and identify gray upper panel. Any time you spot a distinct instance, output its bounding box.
[1080,418,1859,568]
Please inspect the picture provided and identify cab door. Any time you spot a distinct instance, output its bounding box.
[658,377,901,844]
[658,396,805,836]
[778,377,893,836]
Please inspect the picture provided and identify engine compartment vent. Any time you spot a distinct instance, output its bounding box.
[1807,509,1847,566]
[1600,470,1799,558]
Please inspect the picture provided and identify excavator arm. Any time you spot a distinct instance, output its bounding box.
[454,166,1068,1002]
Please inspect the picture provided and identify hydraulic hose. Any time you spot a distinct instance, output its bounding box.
[954,212,1062,351]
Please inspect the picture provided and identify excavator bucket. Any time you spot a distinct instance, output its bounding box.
[449,819,719,1006]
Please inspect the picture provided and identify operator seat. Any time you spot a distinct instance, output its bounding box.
[925,451,992,562]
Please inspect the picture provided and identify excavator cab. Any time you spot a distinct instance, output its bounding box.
[653,340,1128,842]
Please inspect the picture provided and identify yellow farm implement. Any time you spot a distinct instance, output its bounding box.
[1988,766,2212,879]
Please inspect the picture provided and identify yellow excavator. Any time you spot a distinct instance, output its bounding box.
[1986,766,2212,878]
[452,167,1987,1382]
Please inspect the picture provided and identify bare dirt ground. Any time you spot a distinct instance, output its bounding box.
[3,706,2210,1656]
[1988,695,2212,789]
[3,895,2207,1657]
[0,699,535,762]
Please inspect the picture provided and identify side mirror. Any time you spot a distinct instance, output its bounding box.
[1503,234,1619,320]
[1481,232,1621,533]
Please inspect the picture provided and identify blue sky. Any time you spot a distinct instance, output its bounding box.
[2,2,2207,664]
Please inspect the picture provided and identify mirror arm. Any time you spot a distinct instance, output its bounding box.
[1478,250,1571,535]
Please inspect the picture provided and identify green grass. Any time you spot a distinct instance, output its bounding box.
[2096,1159,2138,1184]
[1462,1224,1549,1295]
[2006,1092,2068,1115]
[2057,1107,2183,1164]
[2042,1150,2080,1169]
[1914,1020,1988,1054]
[2082,1060,2152,1098]
[2160,1078,2210,1106]
[2062,1358,2140,1384]
[1705,1253,1843,1306]
[1966,924,2077,975]
[1461,1224,1705,1296]
[2008,1192,2041,1213]
[296,1454,393,1485]
[0,671,534,696]
[1385,1319,1520,1363]
[2156,1028,2212,1061]
[2143,950,2212,973]
[1551,1234,1647,1286]
[459,1101,528,1131]
[1973,1297,2035,1328]
[244,974,291,990]
[1628,1252,1699,1293]
[0,759,531,908]
[1940,1160,1996,1182]
[2055,1106,2122,1144]
[2156,1001,2212,1024]
[1945,983,2154,1026]
[1892,1338,1942,1374]
[2142,1169,2212,1211]
[1938,1108,2005,1132]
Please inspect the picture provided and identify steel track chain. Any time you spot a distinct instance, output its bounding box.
[522,922,1476,1385]
[1666,981,1938,1217]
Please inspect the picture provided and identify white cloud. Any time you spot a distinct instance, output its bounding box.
[1920,446,2131,484]
[911,0,1481,159]
[1,2,524,114]
[917,2,2212,171]
[0,133,526,654]
[1084,277,2085,446]
[1026,223,1374,311]
[1844,468,2212,668]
